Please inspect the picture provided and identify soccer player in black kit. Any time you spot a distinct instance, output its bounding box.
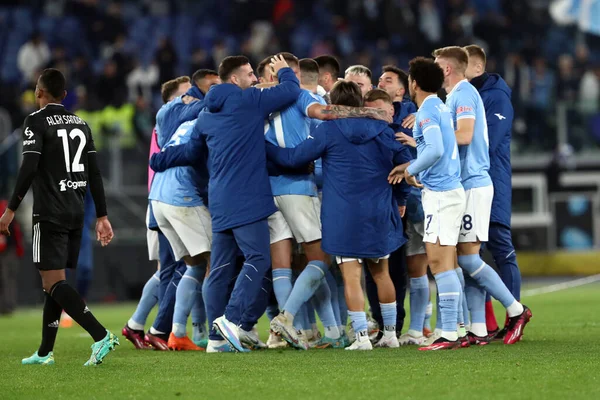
[0,69,119,366]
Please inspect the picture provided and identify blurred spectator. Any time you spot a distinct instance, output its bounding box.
[579,65,600,114]
[556,54,580,102]
[190,48,216,73]
[17,32,51,83]
[133,95,155,146]
[526,57,556,149]
[127,61,159,103]
[155,38,178,87]
[95,60,127,108]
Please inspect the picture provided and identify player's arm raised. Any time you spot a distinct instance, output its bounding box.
[0,118,43,236]
[249,55,301,117]
[306,103,392,123]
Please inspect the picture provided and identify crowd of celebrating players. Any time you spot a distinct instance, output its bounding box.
[122,45,532,354]
[0,44,533,365]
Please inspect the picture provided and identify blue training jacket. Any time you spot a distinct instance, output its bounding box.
[471,73,514,227]
[266,118,411,258]
[150,67,301,232]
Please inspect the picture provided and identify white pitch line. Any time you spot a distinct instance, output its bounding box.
[521,274,600,297]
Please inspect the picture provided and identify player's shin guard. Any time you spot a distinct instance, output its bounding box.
[312,279,340,339]
[49,280,106,342]
[38,293,63,357]
[380,302,397,336]
[465,275,487,337]
[434,271,461,341]
[172,266,205,338]
[129,271,160,330]
[272,268,293,310]
[458,254,523,317]
[283,260,327,317]
[408,276,429,335]
[455,268,468,327]
[191,281,207,343]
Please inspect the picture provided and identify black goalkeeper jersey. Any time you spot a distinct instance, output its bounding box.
[21,104,97,229]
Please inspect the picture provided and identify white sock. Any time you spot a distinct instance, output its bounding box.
[339,325,346,335]
[172,323,186,338]
[506,301,524,318]
[149,326,165,335]
[434,328,442,336]
[208,339,227,346]
[470,323,487,337]
[128,319,144,331]
[407,329,423,338]
[325,326,341,339]
[441,330,458,342]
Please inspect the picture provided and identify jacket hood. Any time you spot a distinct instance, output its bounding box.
[334,119,390,144]
[480,73,512,97]
[204,83,241,112]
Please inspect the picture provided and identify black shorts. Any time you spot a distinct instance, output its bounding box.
[32,221,82,271]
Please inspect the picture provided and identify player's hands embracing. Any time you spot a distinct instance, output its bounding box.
[96,216,114,246]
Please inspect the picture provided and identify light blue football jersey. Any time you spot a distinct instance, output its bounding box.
[149,119,208,207]
[411,95,462,191]
[445,79,492,190]
[265,89,325,197]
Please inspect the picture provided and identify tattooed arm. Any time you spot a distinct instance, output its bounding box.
[307,104,392,123]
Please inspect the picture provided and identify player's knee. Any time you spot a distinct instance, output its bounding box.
[457,254,484,276]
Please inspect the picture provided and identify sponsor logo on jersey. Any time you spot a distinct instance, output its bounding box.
[456,106,473,114]
[24,127,34,139]
[59,179,87,192]
[419,118,430,128]
[23,139,36,146]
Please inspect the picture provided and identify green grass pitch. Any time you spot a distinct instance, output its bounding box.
[1,284,599,400]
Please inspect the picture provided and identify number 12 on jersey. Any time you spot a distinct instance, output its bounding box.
[57,128,87,173]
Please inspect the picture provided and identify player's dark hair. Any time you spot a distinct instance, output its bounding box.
[38,68,66,99]
[329,81,363,107]
[463,45,487,67]
[408,57,445,94]
[277,52,299,67]
[432,46,469,73]
[161,76,190,104]
[382,65,409,90]
[299,58,319,85]
[218,55,250,82]
[192,69,218,85]
[364,88,393,104]
[257,56,272,80]
[314,55,340,79]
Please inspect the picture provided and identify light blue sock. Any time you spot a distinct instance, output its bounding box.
[434,270,461,341]
[408,276,429,334]
[332,265,348,329]
[424,301,432,330]
[173,265,205,338]
[435,292,441,331]
[283,261,327,317]
[458,254,519,311]
[325,271,341,326]
[129,271,160,329]
[348,310,368,340]
[455,268,468,327]
[380,302,397,334]
[464,274,487,337]
[191,281,207,342]
[272,268,293,310]
[311,279,340,338]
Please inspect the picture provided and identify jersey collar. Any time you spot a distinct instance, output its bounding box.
[446,79,468,98]
[421,94,438,107]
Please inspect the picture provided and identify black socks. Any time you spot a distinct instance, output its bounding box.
[38,293,62,357]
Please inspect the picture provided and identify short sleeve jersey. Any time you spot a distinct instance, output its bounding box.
[22,104,96,228]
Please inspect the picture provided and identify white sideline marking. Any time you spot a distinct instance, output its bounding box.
[521,274,600,297]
